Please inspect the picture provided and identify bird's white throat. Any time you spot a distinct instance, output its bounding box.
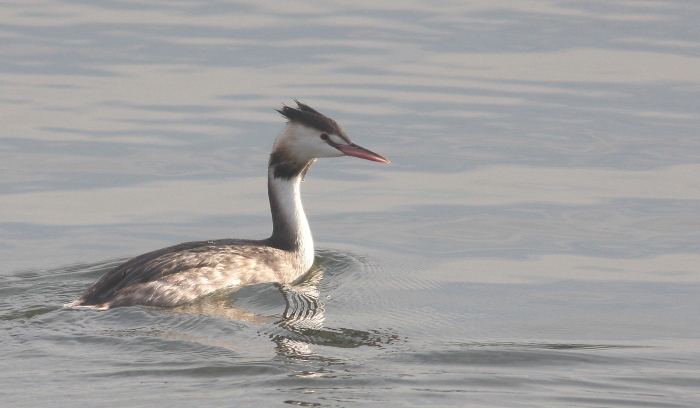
[267,167,315,271]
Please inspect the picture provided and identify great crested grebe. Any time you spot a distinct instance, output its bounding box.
[69,101,388,309]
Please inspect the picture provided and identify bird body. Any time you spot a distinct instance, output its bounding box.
[70,102,388,309]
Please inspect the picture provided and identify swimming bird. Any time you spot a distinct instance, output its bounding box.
[70,101,388,309]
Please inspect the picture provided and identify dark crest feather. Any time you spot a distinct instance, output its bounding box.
[276,100,348,139]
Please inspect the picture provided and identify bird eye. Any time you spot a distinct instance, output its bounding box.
[320,133,329,140]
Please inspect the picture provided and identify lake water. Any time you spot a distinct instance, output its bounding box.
[2,1,700,407]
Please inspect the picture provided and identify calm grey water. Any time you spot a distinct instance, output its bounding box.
[2,1,700,407]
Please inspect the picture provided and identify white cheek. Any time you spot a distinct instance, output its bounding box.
[309,138,343,158]
[319,142,344,157]
[275,123,346,159]
[286,138,339,160]
[328,134,345,145]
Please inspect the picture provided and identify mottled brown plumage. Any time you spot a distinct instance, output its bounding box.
[77,239,307,308]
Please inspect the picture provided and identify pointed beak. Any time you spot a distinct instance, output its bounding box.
[336,143,390,163]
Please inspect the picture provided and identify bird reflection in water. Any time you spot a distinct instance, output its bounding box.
[272,265,398,357]
[168,262,394,358]
[271,266,326,357]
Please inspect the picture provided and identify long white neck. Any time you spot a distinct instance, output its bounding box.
[267,167,314,270]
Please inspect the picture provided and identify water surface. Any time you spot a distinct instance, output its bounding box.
[2,1,700,407]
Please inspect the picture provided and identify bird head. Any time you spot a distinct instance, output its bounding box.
[270,101,389,179]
